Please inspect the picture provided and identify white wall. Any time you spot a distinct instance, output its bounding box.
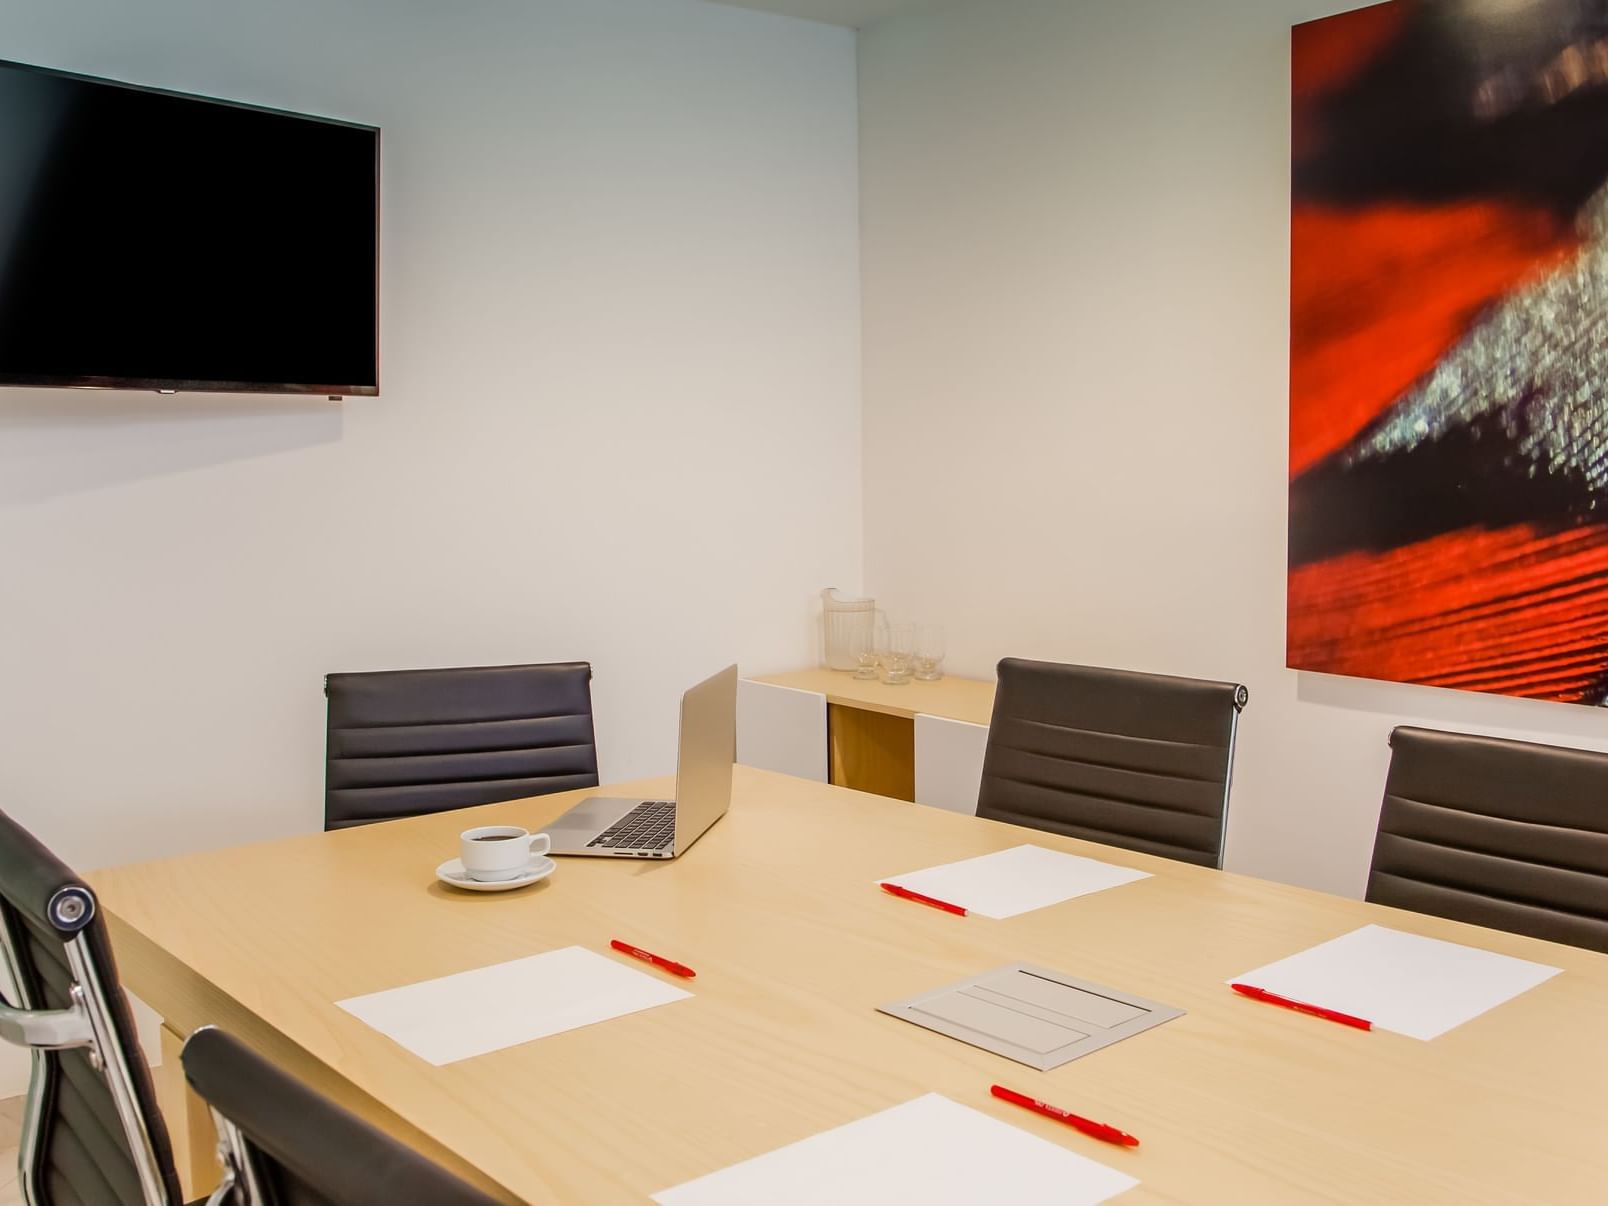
[0,0,863,876]
[858,0,1608,897]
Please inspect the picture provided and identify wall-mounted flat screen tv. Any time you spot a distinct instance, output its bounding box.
[0,59,378,396]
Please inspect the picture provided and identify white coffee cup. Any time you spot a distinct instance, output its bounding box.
[459,825,552,882]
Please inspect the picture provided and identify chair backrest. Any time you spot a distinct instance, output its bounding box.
[324,661,600,830]
[181,1027,501,1206]
[977,657,1248,868]
[0,809,181,1206]
[1367,726,1608,953]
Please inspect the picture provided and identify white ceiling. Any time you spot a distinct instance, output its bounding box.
[702,0,943,29]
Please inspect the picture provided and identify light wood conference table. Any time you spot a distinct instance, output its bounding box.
[93,766,1608,1204]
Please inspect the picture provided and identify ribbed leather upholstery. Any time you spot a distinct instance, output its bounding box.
[182,1028,500,1206]
[324,662,599,830]
[0,809,183,1206]
[977,658,1248,868]
[1367,726,1608,953]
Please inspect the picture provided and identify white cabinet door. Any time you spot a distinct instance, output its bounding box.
[914,713,988,815]
[737,679,828,782]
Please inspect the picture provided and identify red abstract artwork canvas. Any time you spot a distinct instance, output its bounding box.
[1289,0,1608,705]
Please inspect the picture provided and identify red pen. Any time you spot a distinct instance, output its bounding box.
[1231,982,1371,1031]
[610,939,696,979]
[990,1084,1139,1147]
[879,882,967,916]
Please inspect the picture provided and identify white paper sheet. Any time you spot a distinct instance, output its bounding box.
[880,844,1150,919]
[652,1093,1138,1206]
[336,945,691,1065]
[1230,924,1562,1041]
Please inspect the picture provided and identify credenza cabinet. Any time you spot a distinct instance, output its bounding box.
[739,669,991,814]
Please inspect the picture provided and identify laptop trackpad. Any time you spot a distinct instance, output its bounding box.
[549,796,638,833]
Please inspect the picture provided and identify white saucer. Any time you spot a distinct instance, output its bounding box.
[435,856,556,892]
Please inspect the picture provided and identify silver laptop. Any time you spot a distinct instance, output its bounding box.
[547,664,736,859]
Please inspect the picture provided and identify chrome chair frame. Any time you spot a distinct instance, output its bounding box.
[201,1107,259,1206]
[0,884,172,1206]
[1216,683,1250,870]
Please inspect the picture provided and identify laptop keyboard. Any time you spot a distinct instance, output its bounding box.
[587,800,676,851]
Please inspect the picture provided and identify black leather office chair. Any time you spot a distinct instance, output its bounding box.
[976,657,1248,868]
[324,661,600,830]
[180,1027,499,1206]
[1367,726,1608,953]
[0,809,184,1206]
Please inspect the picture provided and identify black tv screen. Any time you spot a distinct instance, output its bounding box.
[0,60,378,396]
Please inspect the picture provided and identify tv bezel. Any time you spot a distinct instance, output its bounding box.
[0,57,380,398]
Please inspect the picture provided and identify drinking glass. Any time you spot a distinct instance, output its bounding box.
[914,623,946,681]
[870,609,891,669]
[882,621,916,685]
[850,623,879,680]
